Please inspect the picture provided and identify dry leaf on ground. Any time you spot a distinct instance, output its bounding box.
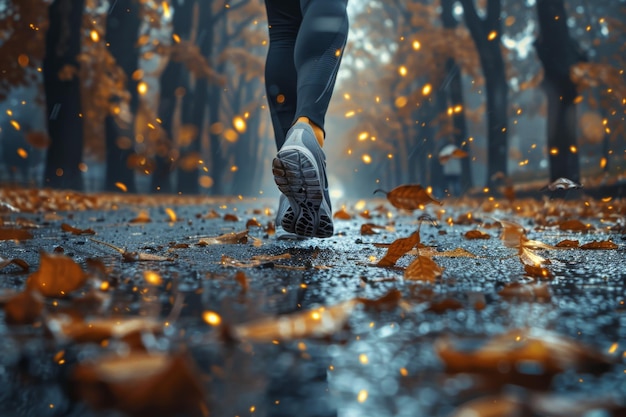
[3,290,44,324]
[376,231,421,267]
[465,230,491,240]
[26,252,87,297]
[61,223,96,235]
[198,230,249,245]
[404,255,442,282]
[559,219,593,232]
[498,282,551,302]
[0,228,33,241]
[71,353,207,417]
[374,184,442,210]
[232,299,358,342]
[0,256,29,271]
[46,315,162,345]
[580,240,618,250]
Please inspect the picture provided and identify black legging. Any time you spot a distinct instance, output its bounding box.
[264,0,349,149]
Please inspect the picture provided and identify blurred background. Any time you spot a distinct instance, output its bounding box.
[0,0,624,199]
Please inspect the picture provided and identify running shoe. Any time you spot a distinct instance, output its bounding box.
[272,122,334,238]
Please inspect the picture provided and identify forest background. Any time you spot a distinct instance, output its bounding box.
[0,0,624,200]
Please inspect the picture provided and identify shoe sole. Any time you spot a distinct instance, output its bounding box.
[273,146,333,238]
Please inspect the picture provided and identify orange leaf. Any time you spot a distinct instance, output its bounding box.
[4,290,44,324]
[26,252,87,297]
[497,219,526,248]
[356,289,403,312]
[376,231,420,267]
[464,229,491,240]
[580,240,618,250]
[360,223,384,235]
[404,255,442,282]
[374,184,442,210]
[0,256,29,271]
[223,213,239,222]
[0,228,33,241]
[556,239,579,248]
[198,230,249,245]
[233,299,358,342]
[426,298,463,313]
[129,210,151,223]
[559,219,593,232]
[234,271,249,293]
[333,208,352,220]
[245,218,262,228]
[524,264,554,279]
[519,245,547,266]
[71,353,207,417]
[62,223,96,235]
[498,282,551,302]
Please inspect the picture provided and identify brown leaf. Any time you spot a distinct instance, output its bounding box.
[234,271,248,293]
[376,231,420,267]
[71,353,207,417]
[524,264,554,279]
[0,228,33,241]
[46,315,162,345]
[519,245,547,267]
[198,230,248,245]
[245,218,262,228]
[449,395,522,417]
[464,229,491,240]
[360,223,385,235]
[233,299,358,342]
[410,247,478,258]
[129,210,151,223]
[497,219,526,248]
[204,209,220,219]
[333,208,352,220]
[435,328,615,388]
[559,219,593,232]
[556,239,579,248]
[223,213,239,222]
[499,282,551,302]
[26,252,87,297]
[62,223,96,235]
[426,298,463,313]
[357,289,403,312]
[0,256,29,271]
[4,290,44,324]
[404,255,442,282]
[374,184,442,210]
[580,240,618,250]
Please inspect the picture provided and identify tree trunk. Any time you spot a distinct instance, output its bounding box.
[104,0,141,193]
[176,1,213,195]
[152,0,195,193]
[535,0,584,183]
[441,0,472,192]
[43,0,85,190]
[459,0,508,189]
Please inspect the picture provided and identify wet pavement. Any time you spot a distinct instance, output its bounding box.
[0,192,625,416]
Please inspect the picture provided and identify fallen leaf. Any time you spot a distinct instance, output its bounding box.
[46,315,162,345]
[377,231,420,267]
[374,184,442,210]
[4,290,44,324]
[499,282,551,302]
[0,256,29,271]
[559,219,593,232]
[542,177,582,191]
[449,395,523,417]
[555,239,579,248]
[26,252,87,297]
[0,228,33,241]
[233,299,358,342]
[245,218,262,228]
[426,298,463,313]
[129,210,151,223]
[523,264,554,279]
[223,213,239,222]
[204,209,220,219]
[333,208,352,220]
[62,223,96,235]
[71,353,207,417]
[496,219,526,248]
[404,255,442,282]
[465,230,491,240]
[234,271,248,293]
[356,289,403,312]
[436,328,615,389]
[360,223,385,235]
[409,247,477,258]
[198,230,249,245]
[519,245,547,267]
[580,240,618,250]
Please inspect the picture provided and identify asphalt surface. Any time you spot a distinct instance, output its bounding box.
[0,191,625,417]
